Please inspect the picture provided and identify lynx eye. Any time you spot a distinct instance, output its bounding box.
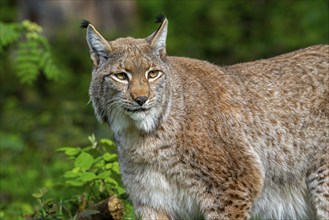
[112,72,128,81]
[147,70,162,80]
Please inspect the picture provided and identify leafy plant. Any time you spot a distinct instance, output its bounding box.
[0,20,59,84]
[32,188,64,219]
[58,135,125,196]
[31,135,134,219]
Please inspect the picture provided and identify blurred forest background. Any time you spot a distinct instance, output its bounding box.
[0,0,328,219]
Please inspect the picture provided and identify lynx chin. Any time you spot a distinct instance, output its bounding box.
[82,17,329,220]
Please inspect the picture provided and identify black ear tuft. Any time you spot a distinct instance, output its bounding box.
[80,19,90,29]
[155,14,166,23]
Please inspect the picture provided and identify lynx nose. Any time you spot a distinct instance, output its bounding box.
[134,96,148,106]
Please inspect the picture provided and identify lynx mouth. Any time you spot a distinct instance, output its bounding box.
[124,106,152,122]
[124,107,149,113]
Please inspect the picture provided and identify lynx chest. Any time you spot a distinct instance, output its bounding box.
[116,132,202,219]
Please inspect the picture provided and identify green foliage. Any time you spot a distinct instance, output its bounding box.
[0,17,97,219]
[30,135,134,219]
[0,20,59,84]
[57,135,124,195]
[138,0,329,64]
[0,22,20,49]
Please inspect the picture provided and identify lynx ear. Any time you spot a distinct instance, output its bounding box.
[146,16,168,57]
[81,20,112,66]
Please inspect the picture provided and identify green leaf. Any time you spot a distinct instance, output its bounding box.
[57,147,81,156]
[79,172,97,182]
[97,171,111,179]
[32,192,43,199]
[0,22,20,49]
[116,185,126,195]
[74,152,94,171]
[64,170,80,178]
[107,178,125,195]
[94,158,105,168]
[111,162,120,174]
[39,188,48,194]
[65,180,84,187]
[93,156,103,164]
[82,146,93,152]
[108,177,120,185]
[32,188,48,199]
[88,134,97,148]
[103,152,118,162]
[105,163,112,170]
[122,201,135,219]
[100,139,115,147]
[22,20,43,33]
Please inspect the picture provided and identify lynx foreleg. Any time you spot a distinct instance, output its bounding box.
[307,152,329,219]
[200,193,254,220]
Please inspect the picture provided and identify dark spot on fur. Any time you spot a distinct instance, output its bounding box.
[206,186,212,193]
[219,207,225,212]
[316,168,325,174]
[316,190,322,194]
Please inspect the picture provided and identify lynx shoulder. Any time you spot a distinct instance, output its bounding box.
[83,18,329,220]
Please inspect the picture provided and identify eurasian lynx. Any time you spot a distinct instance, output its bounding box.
[82,17,329,220]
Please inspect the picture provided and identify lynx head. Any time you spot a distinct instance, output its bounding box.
[83,17,171,133]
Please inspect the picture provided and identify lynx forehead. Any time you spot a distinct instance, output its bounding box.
[83,17,329,220]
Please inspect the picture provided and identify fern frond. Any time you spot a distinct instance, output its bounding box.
[16,40,42,84]
[1,20,60,84]
[16,62,39,84]
[39,52,59,81]
[0,22,21,53]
